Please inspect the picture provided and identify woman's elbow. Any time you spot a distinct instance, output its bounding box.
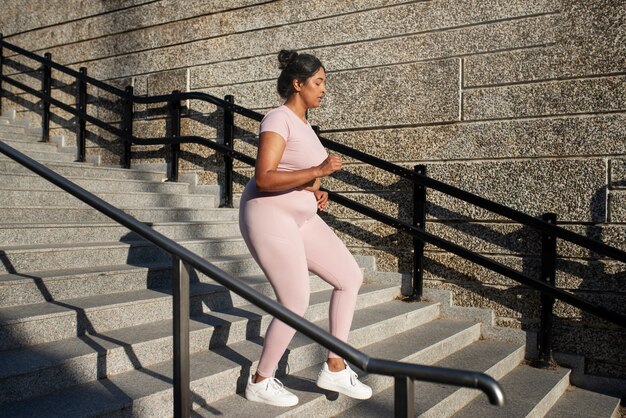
[255,176,271,191]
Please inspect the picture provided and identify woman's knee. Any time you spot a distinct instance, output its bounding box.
[280,292,310,316]
[350,267,364,290]
[338,264,363,293]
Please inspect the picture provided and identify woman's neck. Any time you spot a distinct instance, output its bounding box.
[284,96,308,123]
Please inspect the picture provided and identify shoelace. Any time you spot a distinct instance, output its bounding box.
[346,366,359,386]
[265,377,287,393]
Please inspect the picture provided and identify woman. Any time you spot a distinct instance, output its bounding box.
[239,50,372,407]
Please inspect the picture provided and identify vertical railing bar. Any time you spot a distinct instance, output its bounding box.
[412,164,427,300]
[537,212,557,368]
[75,67,87,162]
[221,94,234,207]
[168,90,181,182]
[121,85,133,169]
[41,52,52,143]
[0,33,4,117]
[173,257,191,418]
[394,376,415,417]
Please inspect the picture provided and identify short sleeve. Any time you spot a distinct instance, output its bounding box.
[259,109,290,142]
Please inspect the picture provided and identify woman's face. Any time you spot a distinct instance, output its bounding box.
[295,67,326,109]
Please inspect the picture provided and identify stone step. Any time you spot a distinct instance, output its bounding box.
[0,149,76,163]
[0,137,67,153]
[0,272,345,403]
[0,252,275,308]
[0,125,30,135]
[337,340,525,417]
[0,132,47,142]
[202,317,484,417]
[0,188,217,208]
[454,365,571,418]
[0,236,249,274]
[0,263,170,308]
[0,159,167,181]
[0,206,239,223]
[0,220,239,246]
[0,310,483,417]
[542,386,620,418]
[0,280,399,354]
[0,290,418,404]
[0,172,193,194]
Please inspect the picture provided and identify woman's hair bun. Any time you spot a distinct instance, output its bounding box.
[278,49,298,70]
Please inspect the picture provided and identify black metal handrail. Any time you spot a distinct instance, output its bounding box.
[0,139,504,416]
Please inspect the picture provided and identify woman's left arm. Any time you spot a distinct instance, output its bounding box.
[296,177,320,192]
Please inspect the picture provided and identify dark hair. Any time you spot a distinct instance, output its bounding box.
[276,49,325,99]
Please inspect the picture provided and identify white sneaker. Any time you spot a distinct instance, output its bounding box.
[245,375,299,407]
[316,361,373,400]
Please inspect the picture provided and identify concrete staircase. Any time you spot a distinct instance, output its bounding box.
[0,112,620,417]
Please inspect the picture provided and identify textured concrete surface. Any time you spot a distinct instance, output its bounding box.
[464,0,626,87]
[191,13,558,89]
[338,340,524,417]
[609,190,626,222]
[3,0,556,81]
[463,76,626,121]
[543,386,620,418]
[454,366,570,418]
[322,114,626,162]
[0,0,155,36]
[610,158,626,187]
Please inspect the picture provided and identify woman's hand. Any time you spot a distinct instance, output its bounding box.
[314,189,329,211]
[316,154,342,177]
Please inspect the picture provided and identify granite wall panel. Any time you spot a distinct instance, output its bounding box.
[191,13,558,89]
[608,191,626,222]
[323,114,626,162]
[610,158,626,188]
[464,0,626,87]
[0,0,154,36]
[463,76,626,121]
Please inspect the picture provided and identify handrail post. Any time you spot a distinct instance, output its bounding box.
[221,94,234,207]
[411,165,427,300]
[75,67,87,162]
[394,376,415,417]
[121,85,133,169]
[536,212,557,368]
[168,90,181,182]
[41,52,52,143]
[0,33,4,116]
[172,256,191,418]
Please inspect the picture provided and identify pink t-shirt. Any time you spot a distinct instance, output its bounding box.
[259,105,328,172]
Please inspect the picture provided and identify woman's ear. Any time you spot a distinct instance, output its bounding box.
[292,78,302,93]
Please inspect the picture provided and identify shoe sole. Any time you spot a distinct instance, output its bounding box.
[316,379,373,400]
[245,389,299,407]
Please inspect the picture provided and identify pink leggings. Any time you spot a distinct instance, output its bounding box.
[239,180,363,377]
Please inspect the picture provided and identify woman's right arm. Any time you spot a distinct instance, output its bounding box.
[255,131,341,192]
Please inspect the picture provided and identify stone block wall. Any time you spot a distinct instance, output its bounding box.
[1,0,624,379]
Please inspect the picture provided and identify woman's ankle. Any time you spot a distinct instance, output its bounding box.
[326,358,346,372]
[252,372,268,383]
